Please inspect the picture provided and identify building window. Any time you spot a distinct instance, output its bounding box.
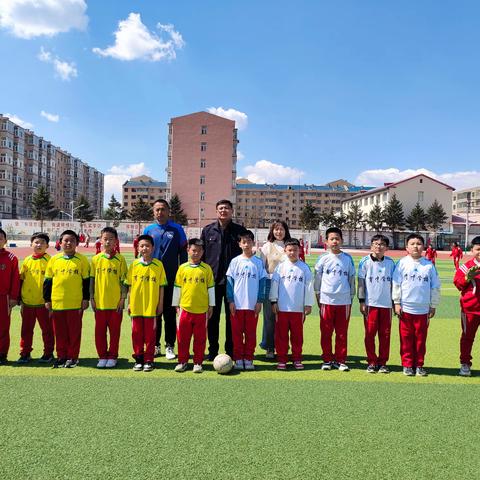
[200,159,206,168]
[200,192,205,201]
[200,142,207,152]
[418,191,424,202]
[201,125,207,135]
[200,176,205,185]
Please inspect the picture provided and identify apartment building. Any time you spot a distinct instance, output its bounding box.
[122,175,168,212]
[452,186,480,215]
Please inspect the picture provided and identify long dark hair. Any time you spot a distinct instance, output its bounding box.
[267,220,291,243]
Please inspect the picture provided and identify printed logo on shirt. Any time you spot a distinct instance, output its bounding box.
[281,268,304,283]
[325,263,349,277]
[0,264,6,270]
[165,231,174,239]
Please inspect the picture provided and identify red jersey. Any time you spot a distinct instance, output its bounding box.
[450,246,463,259]
[425,247,437,263]
[0,249,20,299]
[454,258,480,314]
[95,239,101,254]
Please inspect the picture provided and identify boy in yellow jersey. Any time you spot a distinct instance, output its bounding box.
[125,234,167,372]
[17,232,54,364]
[172,238,215,373]
[44,230,90,368]
[90,227,127,369]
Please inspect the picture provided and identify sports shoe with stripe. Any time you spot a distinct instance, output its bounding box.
[321,362,332,371]
[416,367,428,377]
[175,362,188,372]
[459,363,471,377]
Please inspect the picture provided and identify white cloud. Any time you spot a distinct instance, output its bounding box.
[237,150,245,161]
[40,110,59,122]
[38,47,78,80]
[4,113,33,129]
[93,13,184,62]
[242,160,305,184]
[207,107,248,130]
[104,162,151,200]
[0,0,87,39]
[355,167,480,191]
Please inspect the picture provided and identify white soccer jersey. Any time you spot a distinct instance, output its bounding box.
[392,256,441,314]
[226,255,268,310]
[270,259,314,312]
[314,252,355,305]
[358,255,396,308]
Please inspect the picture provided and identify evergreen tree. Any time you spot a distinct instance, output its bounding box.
[405,203,427,232]
[130,197,153,230]
[331,211,348,230]
[383,194,405,249]
[31,185,58,231]
[76,195,95,224]
[346,203,363,247]
[367,204,384,233]
[426,199,448,247]
[299,201,319,230]
[318,208,337,228]
[104,194,127,227]
[169,193,188,225]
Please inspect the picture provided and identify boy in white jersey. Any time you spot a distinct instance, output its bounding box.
[226,230,267,370]
[393,233,441,377]
[270,238,314,370]
[358,234,395,374]
[314,227,355,371]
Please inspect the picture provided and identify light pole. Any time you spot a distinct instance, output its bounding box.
[465,192,471,251]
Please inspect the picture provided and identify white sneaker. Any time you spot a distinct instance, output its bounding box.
[244,360,255,371]
[193,364,203,373]
[105,359,117,368]
[338,363,350,372]
[234,360,244,370]
[459,363,471,377]
[97,358,108,368]
[174,363,188,372]
[165,346,176,360]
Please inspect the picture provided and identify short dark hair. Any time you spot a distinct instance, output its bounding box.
[285,238,300,248]
[59,230,79,243]
[101,226,118,239]
[0,228,6,240]
[406,233,424,245]
[138,234,154,247]
[471,236,480,247]
[267,220,292,243]
[326,227,343,240]
[238,230,254,242]
[188,238,204,248]
[371,234,389,247]
[216,199,233,209]
[31,232,50,244]
[153,199,170,209]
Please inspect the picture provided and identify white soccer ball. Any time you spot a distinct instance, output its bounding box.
[213,354,233,374]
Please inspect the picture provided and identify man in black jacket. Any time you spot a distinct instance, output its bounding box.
[201,199,247,359]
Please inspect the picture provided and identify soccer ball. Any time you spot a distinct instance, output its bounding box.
[213,354,233,374]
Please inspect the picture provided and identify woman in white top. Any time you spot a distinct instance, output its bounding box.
[258,220,291,358]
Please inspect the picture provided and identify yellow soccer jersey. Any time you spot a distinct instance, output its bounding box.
[125,259,167,317]
[45,253,90,311]
[90,253,127,310]
[20,253,51,306]
[175,262,215,314]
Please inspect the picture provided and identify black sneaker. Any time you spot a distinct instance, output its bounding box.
[53,358,67,368]
[378,365,390,374]
[133,362,143,372]
[38,354,54,363]
[366,364,376,374]
[17,354,32,364]
[64,358,79,368]
[0,355,7,366]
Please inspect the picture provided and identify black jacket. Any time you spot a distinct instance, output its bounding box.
[201,220,247,283]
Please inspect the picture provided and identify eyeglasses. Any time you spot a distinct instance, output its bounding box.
[371,243,387,247]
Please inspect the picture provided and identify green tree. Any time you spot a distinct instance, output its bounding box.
[346,203,363,247]
[383,194,405,249]
[104,194,127,227]
[130,197,153,231]
[426,199,448,247]
[367,204,384,233]
[318,208,337,228]
[331,211,348,230]
[299,201,319,230]
[169,193,188,225]
[31,185,58,231]
[405,203,427,232]
[76,195,95,224]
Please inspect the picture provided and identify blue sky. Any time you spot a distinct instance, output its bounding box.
[1,0,480,204]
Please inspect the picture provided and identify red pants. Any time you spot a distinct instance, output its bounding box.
[20,306,54,356]
[95,310,123,359]
[131,316,156,362]
[275,311,304,363]
[177,310,208,364]
[0,295,11,356]
[52,310,83,360]
[453,258,460,270]
[399,312,429,368]
[364,306,392,365]
[231,309,258,361]
[460,312,480,365]
[320,304,351,363]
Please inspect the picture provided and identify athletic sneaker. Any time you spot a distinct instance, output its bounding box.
[338,363,350,372]
[403,367,415,376]
[38,354,54,363]
[97,358,108,368]
[64,359,78,368]
[293,361,304,370]
[154,346,161,357]
[133,362,143,372]
[174,362,188,372]
[193,364,203,373]
[165,346,176,360]
[17,354,31,364]
[366,364,376,374]
[277,362,287,370]
[416,367,428,377]
[53,358,67,368]
[0,355,7,366]
[143,362,154,372]
[105,359,117,368]
[321,362,332,371]
[378,365,390,374]
[459,363,471,377]
[244,360,255,371]
[265,350,275,360]
[234,360,244,370]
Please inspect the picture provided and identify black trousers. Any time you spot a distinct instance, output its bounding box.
[155,284,177,347]
[207,283,233,358]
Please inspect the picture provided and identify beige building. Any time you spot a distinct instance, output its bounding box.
[122,175,168,212]
[0,114,104,219]
[342,174,454,230]
[452,186,480,215]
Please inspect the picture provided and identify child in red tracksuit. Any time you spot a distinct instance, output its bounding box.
[450,242,463,270]
[454,236,480,377]
[0,228,20,365]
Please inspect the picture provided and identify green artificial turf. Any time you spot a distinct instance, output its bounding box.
[1,255,480,479]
